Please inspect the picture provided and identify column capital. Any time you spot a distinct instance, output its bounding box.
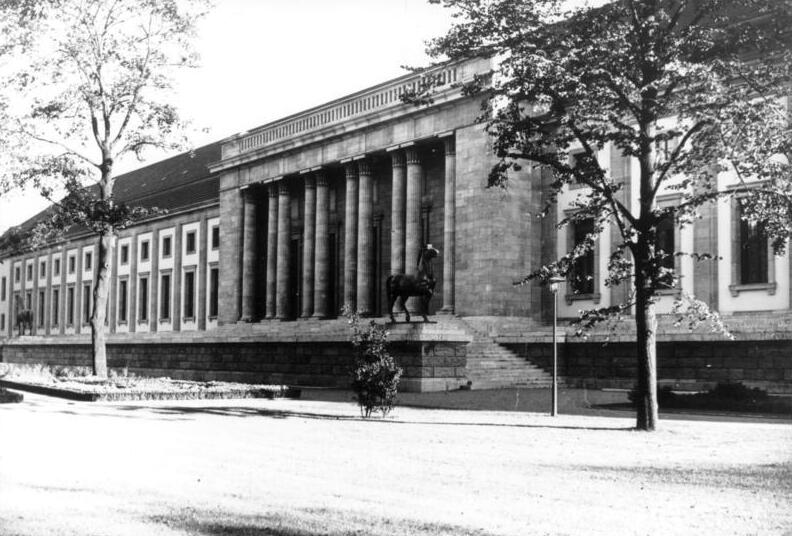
[278,181,289,196]
[315,171,328,187]
[391,150,406,168]
[268,184,278,198]
[344,161,358,180]
[443,136,456,156]
[358,159,373,177]
[405,146,421,165]
[304,175,316,189]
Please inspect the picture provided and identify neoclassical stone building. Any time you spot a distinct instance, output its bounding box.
[1,57,790,392]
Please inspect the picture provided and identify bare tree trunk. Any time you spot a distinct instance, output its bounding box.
[91,230,115,378]
[634,272,659,431]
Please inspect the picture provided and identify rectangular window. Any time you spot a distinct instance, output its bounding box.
[67,287,75,326]
[118,279,128,323]
[1,276,5,301]
[570,219,595,295]
[186,231,197,254]
[39,261,46,278]
[183,270,195,320]
[209,266,219,318]
[160,273,171,321]
[739,217,768,285]
[25,291,31,310]
[211,226,220,249]
[54,258,61,277]
[83,284,92,324]
[657,214,675,284]
[14,266,20,282]
[0,314,4,331]
[162,236,172,258]
[140,240,150,262]
[68,255,76,274]
[52,289,59,327]
[84,251,92,271]
[120,244,129,265]
[26,264,33,281]
[139,277,149,322]
[38,290,45,327]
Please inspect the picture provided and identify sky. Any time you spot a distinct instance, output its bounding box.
[0,0,455,233]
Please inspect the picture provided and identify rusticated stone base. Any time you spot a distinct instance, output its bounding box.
[505,340,792,394]
[0,319,471,392]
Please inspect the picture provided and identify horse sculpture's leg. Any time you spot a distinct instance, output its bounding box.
[402,294,411,322]
[421,294,430,322]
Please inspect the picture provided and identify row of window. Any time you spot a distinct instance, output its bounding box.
[566,203,771,298]
[5,265,220,333]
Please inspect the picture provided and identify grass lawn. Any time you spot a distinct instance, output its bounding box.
[0,393,790,535]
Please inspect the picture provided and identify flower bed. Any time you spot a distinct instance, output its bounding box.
[0,364,300,402]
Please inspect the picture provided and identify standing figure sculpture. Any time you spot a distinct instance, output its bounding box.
[386,244,439,322]
[16,309,33,336]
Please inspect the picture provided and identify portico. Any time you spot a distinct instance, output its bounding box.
[212,59,490,323]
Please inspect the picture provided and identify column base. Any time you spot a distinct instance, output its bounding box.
[312,314,328,320]
[438,307,455,315]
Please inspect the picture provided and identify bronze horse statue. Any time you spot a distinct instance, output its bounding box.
[386,244,439,323]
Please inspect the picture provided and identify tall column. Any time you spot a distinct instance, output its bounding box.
[301,175,316,318]
[313,173,330,318]
[240,189,257,321]
[404,147,423,273]
[441,136,456,313]
[343,162,358,311]
[390,150,406,274]
[275,181,291,320]
[357,160,374,316]
[265,185,278,319]
[405,146,423,313]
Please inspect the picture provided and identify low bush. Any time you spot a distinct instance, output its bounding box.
[344,306,402,418]
[629,382,790,414]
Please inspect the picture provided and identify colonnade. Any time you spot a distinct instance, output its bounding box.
[239,135,456,321]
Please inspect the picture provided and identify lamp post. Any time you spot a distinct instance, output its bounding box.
[548,275,565,417]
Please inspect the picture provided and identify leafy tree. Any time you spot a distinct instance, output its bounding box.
[423,0,791,430]
[0,0,209,377]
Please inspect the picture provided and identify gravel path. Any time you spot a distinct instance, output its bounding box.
[1,393,790,535]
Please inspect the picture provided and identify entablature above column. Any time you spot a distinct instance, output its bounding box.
[209,57,490,179]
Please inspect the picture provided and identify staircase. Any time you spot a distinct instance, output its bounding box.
[459,321,557,390]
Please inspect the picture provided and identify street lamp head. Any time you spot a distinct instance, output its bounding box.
[548,275,565,294]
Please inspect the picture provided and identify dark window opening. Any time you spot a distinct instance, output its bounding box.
[184,271,195,319]
[26,264,32,281]
[657,215,675,287]
[739,217,768,285]
[209,267,219,318]
[40,261,46,278]
[119,280,128,323]
[84,252,92,271]
[37,290,45,327]
[160,273,171,321]
[120,244,129,265]
[186,231,197,254]
[68,256,76,274]
[54,258,61,277]
[67,287,75,326]
[139,277,149,322]
[211,226,220,250]
[83,284,92,324]
[570,219,595,295]
[140,241,150,262]
[52,289,59,327]
[162,236,172,258]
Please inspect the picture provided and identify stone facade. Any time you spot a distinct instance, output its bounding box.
[0,57,790,392]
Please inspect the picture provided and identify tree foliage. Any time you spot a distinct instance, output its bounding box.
[0,0,209,377]
[424,0,792,430]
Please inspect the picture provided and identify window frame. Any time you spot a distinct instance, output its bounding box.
[728,194,776,297]
[564,213,601,305]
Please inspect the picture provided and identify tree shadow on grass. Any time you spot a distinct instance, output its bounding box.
[568,462,792,491]
[111,404,633,431]
[149,507,499,536]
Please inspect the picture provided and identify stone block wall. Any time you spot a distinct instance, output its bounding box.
[506,339,792,393]
[1,338,468,392]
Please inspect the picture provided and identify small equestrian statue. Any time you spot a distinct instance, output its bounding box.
[386,244,439,323]
[16,309,33,336]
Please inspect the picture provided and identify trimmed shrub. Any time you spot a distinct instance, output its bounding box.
[344,306,402,418]
[629,382,790,414]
